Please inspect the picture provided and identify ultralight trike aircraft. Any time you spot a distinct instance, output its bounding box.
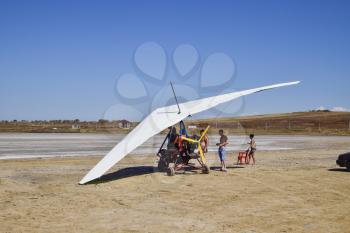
[79,81,300,184]
[156,120,210,176]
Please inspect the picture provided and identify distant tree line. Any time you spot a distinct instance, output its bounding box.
[0,119,133,123]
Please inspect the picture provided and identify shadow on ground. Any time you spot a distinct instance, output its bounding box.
[328,168,349,173]
[86,166,158,184]
[84,165,246,185]
[210,166,245,171]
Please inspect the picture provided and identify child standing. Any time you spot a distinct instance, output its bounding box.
[247,134,256,165]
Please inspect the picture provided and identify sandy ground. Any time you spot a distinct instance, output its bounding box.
[1,140,350,233]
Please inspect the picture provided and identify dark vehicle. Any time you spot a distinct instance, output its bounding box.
[336,152,350,171]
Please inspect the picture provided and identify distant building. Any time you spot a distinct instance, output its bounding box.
[118,120,131,129]
[72,124,80,129]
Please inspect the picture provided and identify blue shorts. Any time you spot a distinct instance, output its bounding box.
[218,147,226,162]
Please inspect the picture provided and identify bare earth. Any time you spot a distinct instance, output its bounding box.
[1,139,350,233]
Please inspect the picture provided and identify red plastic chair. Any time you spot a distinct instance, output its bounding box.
[237,151,248,164]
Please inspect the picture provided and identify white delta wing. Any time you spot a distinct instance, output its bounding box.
[79,81,300,184]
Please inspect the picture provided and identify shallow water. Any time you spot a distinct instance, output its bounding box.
[0,133,350,160]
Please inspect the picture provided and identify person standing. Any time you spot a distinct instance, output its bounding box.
[200,129,209,153]
[216,129,228,171]
[247,134,257,165]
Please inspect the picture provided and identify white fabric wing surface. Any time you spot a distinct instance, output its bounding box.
[79,81,299,184]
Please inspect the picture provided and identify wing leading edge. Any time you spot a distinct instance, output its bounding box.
[79,81,299,184]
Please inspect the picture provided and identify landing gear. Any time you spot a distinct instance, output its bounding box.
[157,149,169,171]
[202,164,210,174]
[156,123,211,177]
[167,167,175,176]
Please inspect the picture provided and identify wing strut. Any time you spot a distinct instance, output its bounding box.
[170,82,181,114]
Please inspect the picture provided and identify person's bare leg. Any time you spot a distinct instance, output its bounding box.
[245,150,249,164]
[251,153,255,165]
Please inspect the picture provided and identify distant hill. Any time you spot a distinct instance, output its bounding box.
[1,111,350,135]
[186,111,350,136]
[0,119,136,133]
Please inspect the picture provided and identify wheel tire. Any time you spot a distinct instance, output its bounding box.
[202,164,210,174]
[157,158,168,171]
[346,162,350,172]
[167,167,175,176]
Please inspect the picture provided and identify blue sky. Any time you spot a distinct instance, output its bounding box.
[0,0,349,121]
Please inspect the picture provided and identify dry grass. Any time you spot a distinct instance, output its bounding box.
[188,111,350,136]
